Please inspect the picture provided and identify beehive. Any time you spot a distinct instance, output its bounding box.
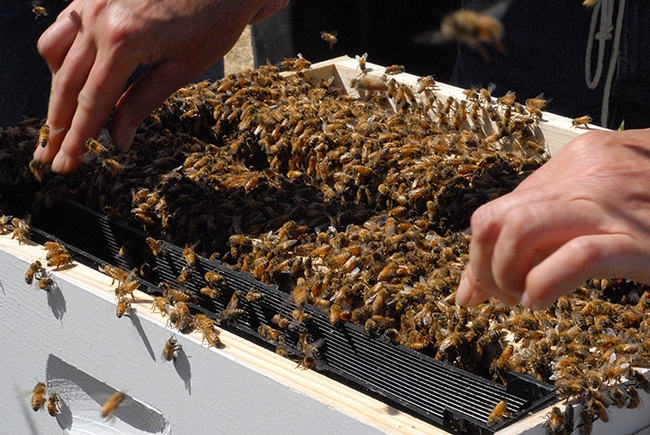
[2,57,650,435]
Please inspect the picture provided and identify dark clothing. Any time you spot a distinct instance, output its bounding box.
[450,0,650,129]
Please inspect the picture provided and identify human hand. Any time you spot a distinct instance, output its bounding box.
[456,128,650,310]
[33,0,288,173]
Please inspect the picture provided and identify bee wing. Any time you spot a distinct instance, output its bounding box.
[412,30,449,46]
[481,0,511,19]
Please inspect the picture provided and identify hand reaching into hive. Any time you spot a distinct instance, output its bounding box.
[456,128,650,310]
[33,0,288,173]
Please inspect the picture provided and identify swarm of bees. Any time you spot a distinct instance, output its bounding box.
[2,56,649,433]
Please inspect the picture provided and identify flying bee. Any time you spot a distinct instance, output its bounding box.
[85,137,108,156]
[145,237,165,257]
[31,382,47,411]
[32,5,47,18]
[101,158,123,175]
[37,124,50,147]
[572,115,592,129]
[320,31,338,50]
[101,391,126,419]
[487,400,509,426]
[162,335,183,362]
[47,392,60,416]
[413,3,508,60]
[25,260,43,285]
[355,52,368,72]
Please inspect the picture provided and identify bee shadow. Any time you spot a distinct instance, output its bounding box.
[46,284,66,320]
[128,310,157,361]
[173,349,192,394]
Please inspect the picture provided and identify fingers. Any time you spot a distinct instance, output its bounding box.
[522,233,645,310]
[34,34,97,166]
[456,195,618,308]
[111,60,199,152]
[491,199,606,296]
[37,8,81,72]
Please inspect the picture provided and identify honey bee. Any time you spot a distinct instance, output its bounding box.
[101,158,123,175]
[151,296,171,316]
[32,5,47,18]
[85,138,108,156]
[583,0,598,7]
[629,368,650,393]
[200,286,219,299]
[176,266,194,285]
[37,124,50,147]
[99,264,130,284]
[47,392,60,416]
[297,333,325,370]
[10,217,30,243]
[329,303,342,325]
[384,64,405,75]
[101,391,126,419]
[204,270,225,285]
[572,115,592,129]
[280,53,311,71]
[202,328,223,348]
[258,324,285,342]
[355,52,368,72]
[182,242,197,267]
[292,278,309,309]
[25,260,43,285]
[31,382,47,411]
[544,406,564,434]
[414,4,506,61]
[116,296,132,318]
[626,385,640,409]
[145,237,165,257]
[271,314,291,329]
[320,31,338,50]
[487,400,509,426]
[162,335,183,362]
[115,277,140,299]
[47,251,73,270]
[38,275,56,292]
[245,289,263,302]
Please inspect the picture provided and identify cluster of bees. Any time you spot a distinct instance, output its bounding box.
[0,56,644,433]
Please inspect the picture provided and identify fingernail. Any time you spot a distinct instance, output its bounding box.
[520,292,546,311]
[33,145,45,160]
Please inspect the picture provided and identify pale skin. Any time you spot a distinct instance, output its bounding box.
[456,128,650,310]
[33,0,288,173]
